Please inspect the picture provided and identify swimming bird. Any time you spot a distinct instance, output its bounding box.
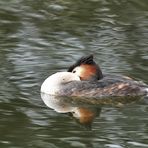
[41,71,148,97]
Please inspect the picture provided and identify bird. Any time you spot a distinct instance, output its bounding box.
[41,71,148,97]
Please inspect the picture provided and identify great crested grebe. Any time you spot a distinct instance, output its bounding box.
[41,71,148,97]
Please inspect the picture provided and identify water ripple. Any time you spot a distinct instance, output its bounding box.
[0,0,148,147]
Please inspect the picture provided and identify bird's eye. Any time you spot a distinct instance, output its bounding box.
[73,70,76,73]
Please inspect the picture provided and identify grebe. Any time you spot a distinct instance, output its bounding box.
[41,71,148,97]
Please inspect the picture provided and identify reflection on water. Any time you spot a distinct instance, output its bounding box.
[0,0,148,147]
[41,93,147,130]
[41,93,102,130]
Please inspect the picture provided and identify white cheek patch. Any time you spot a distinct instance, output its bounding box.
[72,67,82,76]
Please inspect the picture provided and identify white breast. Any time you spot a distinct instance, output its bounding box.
[41,72,80,95]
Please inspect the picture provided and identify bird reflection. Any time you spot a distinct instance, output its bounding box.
[41,93,101,129]
[68,106,101,130]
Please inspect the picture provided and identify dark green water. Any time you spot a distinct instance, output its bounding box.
[0,0,148,147]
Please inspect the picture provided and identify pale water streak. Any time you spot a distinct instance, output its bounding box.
[0,0,148,148]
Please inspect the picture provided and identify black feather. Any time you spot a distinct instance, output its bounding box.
[68,55,95,72]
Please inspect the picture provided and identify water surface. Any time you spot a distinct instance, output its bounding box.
[0,0,148,148]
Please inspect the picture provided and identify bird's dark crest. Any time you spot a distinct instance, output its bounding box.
[68,55,95,72]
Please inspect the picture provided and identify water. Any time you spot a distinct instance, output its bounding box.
[0,0,148,147]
